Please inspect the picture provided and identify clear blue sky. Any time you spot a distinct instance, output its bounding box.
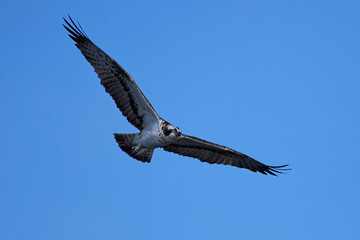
[1,0,359,239]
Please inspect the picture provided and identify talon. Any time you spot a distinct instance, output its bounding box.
[131,146,141,154]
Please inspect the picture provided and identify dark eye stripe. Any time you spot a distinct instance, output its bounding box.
[164,129,172,136]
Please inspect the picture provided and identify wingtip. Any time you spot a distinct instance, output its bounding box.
[266,164,291,176]
[63,15,90,44]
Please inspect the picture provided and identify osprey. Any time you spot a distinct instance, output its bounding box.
[63,16,289,175]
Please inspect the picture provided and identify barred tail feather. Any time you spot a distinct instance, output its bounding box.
[114,133,154,163]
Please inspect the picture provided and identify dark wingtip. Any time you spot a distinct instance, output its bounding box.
[265,164,291,176]
[62,15,90,44]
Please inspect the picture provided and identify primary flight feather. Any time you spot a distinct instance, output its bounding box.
[63,16,289,175]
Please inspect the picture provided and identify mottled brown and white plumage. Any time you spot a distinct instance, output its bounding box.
[63,16,289,176]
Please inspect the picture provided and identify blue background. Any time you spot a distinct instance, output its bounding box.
[1,0,359,239]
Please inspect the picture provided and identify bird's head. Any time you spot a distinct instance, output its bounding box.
[164,123,182,138]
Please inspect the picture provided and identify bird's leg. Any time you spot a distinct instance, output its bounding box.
[131,145,141,154]
[132,145,150,156]
[131,145,147,156]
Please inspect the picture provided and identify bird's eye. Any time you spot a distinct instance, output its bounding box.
[172,129,176,133]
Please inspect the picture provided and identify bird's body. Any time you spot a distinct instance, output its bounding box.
[63,16,289,175]
[134,120,178,148]
[135,129,162,149]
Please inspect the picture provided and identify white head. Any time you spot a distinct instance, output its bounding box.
[163,122,182,139]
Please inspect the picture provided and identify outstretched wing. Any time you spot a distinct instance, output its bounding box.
[163,134,289,175]
[63,16,160,130]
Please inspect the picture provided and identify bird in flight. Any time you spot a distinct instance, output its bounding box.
[63,16,289,175]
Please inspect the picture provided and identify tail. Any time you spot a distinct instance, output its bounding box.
[113,133,154,163]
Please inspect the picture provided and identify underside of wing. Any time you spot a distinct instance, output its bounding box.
[163,134,289,175]
[63,16,160,130]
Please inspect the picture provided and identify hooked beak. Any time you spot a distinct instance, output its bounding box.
[175,132,181,137]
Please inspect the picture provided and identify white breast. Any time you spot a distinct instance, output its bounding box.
[133,125,165,149]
